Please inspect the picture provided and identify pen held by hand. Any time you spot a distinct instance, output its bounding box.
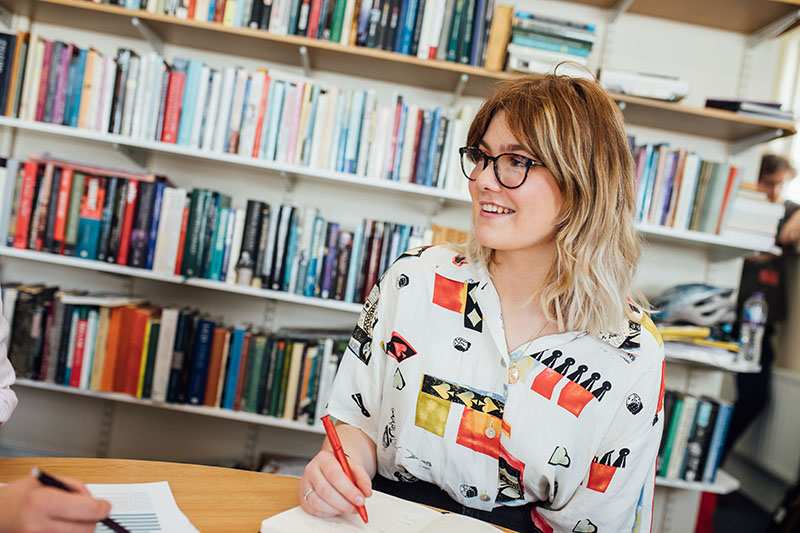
[320,415,369,524]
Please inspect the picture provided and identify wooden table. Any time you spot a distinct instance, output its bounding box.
[0,457,515,532]
[0,457,297,532]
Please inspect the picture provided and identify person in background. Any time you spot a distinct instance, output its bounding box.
[0,297,111,533]
[298,74,665,532]
[723,154,798,461]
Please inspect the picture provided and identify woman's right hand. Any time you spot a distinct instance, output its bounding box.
[299,449,373,519]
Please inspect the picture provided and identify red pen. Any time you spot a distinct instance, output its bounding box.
[320,415,369,524]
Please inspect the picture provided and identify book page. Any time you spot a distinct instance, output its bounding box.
[86,481,199,533]
[261,490,500,532]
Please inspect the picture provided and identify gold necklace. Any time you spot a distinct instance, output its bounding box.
[508,321,549,384]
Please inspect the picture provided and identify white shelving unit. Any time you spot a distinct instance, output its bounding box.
[655,470,740,495]
[665,344,761,373]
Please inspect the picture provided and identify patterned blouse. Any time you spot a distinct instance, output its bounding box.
[0,294,18,426]
[327,245,665,533]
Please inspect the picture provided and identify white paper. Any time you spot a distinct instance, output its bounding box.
[260,490,500,533]
[87,481,199,533]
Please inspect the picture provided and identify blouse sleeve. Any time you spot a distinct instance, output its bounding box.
[326,270,397,445]
[536,346,666,533]
[0,295,19,426]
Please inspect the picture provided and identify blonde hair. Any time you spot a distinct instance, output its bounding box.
[459,74,647,336]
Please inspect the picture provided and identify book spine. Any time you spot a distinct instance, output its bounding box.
[116,179,138,265]
[161,58,188,143]
[187,318,215,404]
[12,161,38,249]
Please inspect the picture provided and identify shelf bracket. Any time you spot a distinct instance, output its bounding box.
[747,8,800,49]
[731,128,784,155]
[430,197,446,220]
[131,17,165,56]
[299,46,312,77]
[451,74,469,107]
[112,142,150,168]
[96,400,115,458]
[609,0,634,23]
[616,100,627,111]
[280,170,296,203]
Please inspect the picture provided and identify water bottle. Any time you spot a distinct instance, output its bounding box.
[739,291,768,364]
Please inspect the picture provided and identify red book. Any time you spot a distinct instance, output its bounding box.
[409,109,424,184]
[306,0,323,38]
[362,221,384,302]
[123,307,152,396]
[203,327,228,407]
[102,306,125,392]
[386,98,403,179]
[32,163,55,251]
[116,180,138,266]
[113,307,137,392]
[174,204,190,275]
[716,166,740,234]
[161,69,187,144]
[13,162,39,249]
[233,332,251,411]
[69,309,89,388]
[252,73,271,158]
[187,0,197,19]
[213,0,226,23]
[35,40,54,122]
[52,167,73,254]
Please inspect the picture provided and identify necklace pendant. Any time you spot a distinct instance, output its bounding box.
[508,366,519,384]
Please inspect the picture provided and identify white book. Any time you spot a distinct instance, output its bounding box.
[356,90,376,177]
[435,0,455,60]
[289,206,319,294]
[308,91,328,170]
[212,66,238,152]
[261,205,281,282]
[381,92,400,180]
[120,55,141,137]
[415,0,435,60]
[86,51,105,132]
[19,34,42,121]
[646,145,671,225]
[150,307,179,403]
[194,0,209,20]
[366,106,391,179]
[279,0,293,35]
[152,187,178,274]
[339,0,358,45]
[189,66,212,149]
[317,86,339,170]
[313,338,336,421]
[220,206,237,280]
[328,90,348,171]
[200,69,223,150]
[135,54,156,140]
[282,341,306,419]
[671,153,701,231]
[164,189,188,273]
[426,0,448,58]
[275,83,297,163]
[269,0,285,34]
[145,58,166,140]
[398,104,419,183]
[226,68,250,153]
[225,208,246,284]
[130,53,151,139]
[99,57,117,134]
[1,287,17,328]
[665,395,699,479]
[238,70,266,156]
[79,309,99,390]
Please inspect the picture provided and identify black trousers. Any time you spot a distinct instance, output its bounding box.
[721,329,775,464]
[372,475,542,533]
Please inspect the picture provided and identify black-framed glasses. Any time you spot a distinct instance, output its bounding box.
[459,146,545,189]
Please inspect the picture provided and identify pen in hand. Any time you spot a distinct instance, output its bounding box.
[320,415,369,524]
[31,468,131,533]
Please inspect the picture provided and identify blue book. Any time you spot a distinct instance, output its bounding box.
[223,326,247,409]
[263,81,286,161]
[398,223,412,256]
[702,401,733,483]
[344,222,364,302]
[145,182,166,270]
[329,91,346,171]
[391,102,408,181]
[302,85,322,167]
[393,0,410,52]
[635,144,655,221]
[304,216,326,297]
[208,0,216,22]
[233,0,247,26]
[414,109,433,185]
[75,218,101,260]
[640,145,663,222]
[67,48,88,127]
[61,52,79,127]
[399,0,419,54]
[125,0,139,8]
[424,107,442,186]
[208,207,230,281]
[344,91,366,174]
[510,34,591,57]
[177,60,204,146]
[187,318,216,405]
[657,151,678,225]
[282,216,300,290]
[336,91,351,173]
[469,0,487,66]
[287,0,302,34]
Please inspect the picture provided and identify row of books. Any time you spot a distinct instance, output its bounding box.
[3,284,350,424]
[631,141,743,235]
[0,156,435,305]
[705,98,795,123]
[657,390,733,484]
[95,0,503,68]
[0,32,473,192]
[724,182,785,242]
[505,10,595,75]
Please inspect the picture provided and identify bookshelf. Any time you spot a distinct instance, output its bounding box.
[655,469,739,495]
[664,344,761,374]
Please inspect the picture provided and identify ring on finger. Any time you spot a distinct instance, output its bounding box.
[303,486,315,501]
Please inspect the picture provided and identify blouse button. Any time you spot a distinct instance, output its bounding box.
[479,493,491,502]
[500,358,507,368]
[484,426,496,439]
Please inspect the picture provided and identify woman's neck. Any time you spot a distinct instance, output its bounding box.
[490,246,555,305]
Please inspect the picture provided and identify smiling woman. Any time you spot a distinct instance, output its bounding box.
[299,73,666,533]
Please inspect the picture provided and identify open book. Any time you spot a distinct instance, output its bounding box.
[260,490,502,532]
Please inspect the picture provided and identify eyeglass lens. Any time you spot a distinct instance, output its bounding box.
[460,147,530,188]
